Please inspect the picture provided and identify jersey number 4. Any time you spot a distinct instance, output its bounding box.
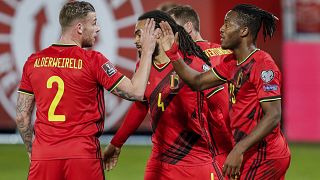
[47,76,65,122]
[157,93,165,111]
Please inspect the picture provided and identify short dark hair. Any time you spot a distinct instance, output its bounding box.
[167,5,200,32]
[59,1,95,29]
[232,4,278,41]
[138,10,211,66]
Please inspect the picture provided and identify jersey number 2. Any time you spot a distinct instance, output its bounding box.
[47,76,65,121]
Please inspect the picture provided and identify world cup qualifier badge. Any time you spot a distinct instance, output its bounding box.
[0,0,143,130]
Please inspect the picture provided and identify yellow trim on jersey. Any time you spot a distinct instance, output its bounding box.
[204,47,232,57]
[237,49,260,65]
[211,68,227,82]
[260,97,281,102]
[207,86,224,98]
[153,60,170,70]
[52,43,78,46]
[109,76,126,92]
[17,91,34,96]
[211,172,215,180]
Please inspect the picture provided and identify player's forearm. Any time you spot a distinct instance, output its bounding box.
[171,59,203,90]
[16,115,33,153]
[129,50,153,100]
[172,59,224,91]
[233,108,281,154]
[111,102,148,148]
[16,93,35,154]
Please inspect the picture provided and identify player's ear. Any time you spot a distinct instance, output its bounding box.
[240,26,249,38]
[183,21,193,34]
[76,22,83,34]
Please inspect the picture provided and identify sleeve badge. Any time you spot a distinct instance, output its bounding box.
[261,70,274,83]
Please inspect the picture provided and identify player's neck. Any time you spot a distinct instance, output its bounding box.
[154,51,170,65]
[191,31,203,42]
[233,44,257,64]
[58,31,81,47]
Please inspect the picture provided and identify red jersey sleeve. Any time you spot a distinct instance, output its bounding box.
[18,59,34,95]
[211,54,234,82]
[251,57,281,102]
[110,101,148,148]
[92,52,125,91]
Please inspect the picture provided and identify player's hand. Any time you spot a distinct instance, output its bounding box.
[159,21,179,51]
[140,18,161,55]
[103,143,121,171]
[222,147,243,179]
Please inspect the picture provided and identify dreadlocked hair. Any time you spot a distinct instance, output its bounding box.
[138,10,211,66]
[232,4,278,42]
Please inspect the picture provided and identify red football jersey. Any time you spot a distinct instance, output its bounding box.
[196,41,234,156]
[18,44,124,160]
[137,56,213,165]
[212,49,290,160]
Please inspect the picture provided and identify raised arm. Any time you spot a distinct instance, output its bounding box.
[16,93,35,161]
[159,21,224,91]
[111,19,160,101]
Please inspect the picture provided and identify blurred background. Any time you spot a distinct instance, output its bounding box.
[0,0,319,179]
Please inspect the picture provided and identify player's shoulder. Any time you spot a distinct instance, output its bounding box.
[26,46,53,63]
[254,50,276,64]
[222,53,236,63]
[83,49,110,63]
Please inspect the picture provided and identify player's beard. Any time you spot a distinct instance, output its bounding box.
[138,43,160,60]
[82,37,94,48]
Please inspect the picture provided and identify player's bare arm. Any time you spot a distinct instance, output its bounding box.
[112,18,160,101]
[223,100,281,177]
[159,21,224,90]
[16,93,35,159]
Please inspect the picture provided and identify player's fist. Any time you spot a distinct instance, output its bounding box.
[103,143,121,171]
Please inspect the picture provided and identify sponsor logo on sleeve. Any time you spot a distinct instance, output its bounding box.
[261,70,274,83]
[263,84,278,91]
[102,62,117,77]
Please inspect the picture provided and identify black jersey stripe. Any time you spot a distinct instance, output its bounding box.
[259,95,281,102]
[18,89,34,95]
[99,159,106,180]
[107,75,125,92]
[160,131,200,164]
[206,85,224,98]
[152,61,171,72]
[211,68,227,82]
[212,162,224,180]
[51,43,77,47]
[95,85,105,158]
[149,69,184,132]
[250,140,267,179]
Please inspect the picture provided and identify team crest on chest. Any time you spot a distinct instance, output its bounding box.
[261,70,274,83]
[170,71,179,91]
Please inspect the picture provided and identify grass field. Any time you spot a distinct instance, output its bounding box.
[0,143,319,179]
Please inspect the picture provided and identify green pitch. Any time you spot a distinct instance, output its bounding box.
[0,143,319,180]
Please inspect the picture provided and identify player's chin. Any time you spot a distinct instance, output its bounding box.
[220,42,230,50]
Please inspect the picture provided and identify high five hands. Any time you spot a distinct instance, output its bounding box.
[159,21,179,52]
